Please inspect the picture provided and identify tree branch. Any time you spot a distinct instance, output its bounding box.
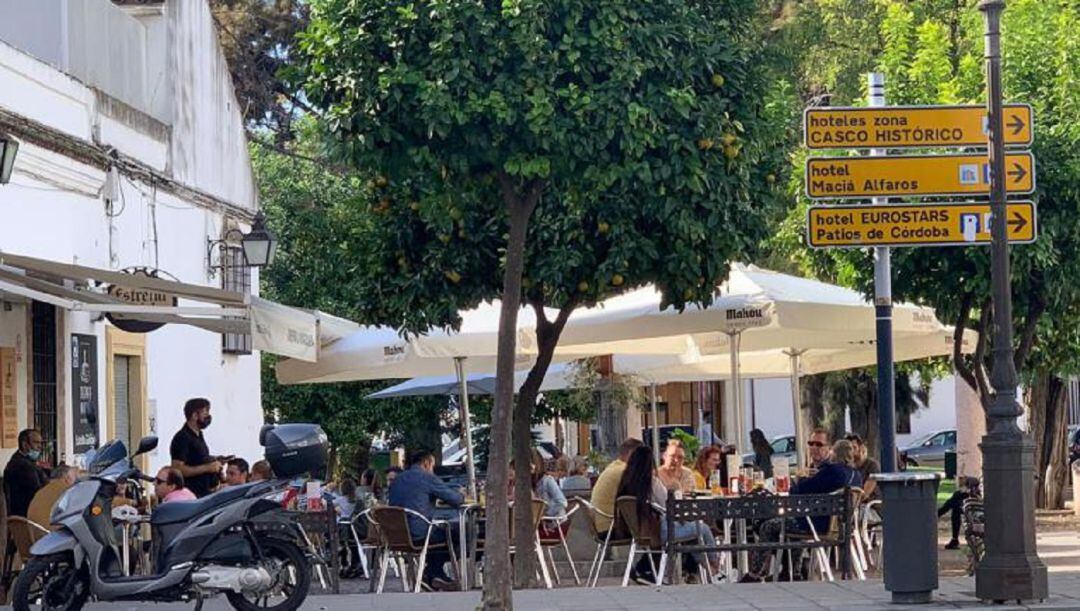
[1014,288,1046,374]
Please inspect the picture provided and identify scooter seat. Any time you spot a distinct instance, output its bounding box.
[151,483,257,526]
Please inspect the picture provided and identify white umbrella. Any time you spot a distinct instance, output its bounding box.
[274,301,565,500]
[365,367,573,399]
[547,264,954,462]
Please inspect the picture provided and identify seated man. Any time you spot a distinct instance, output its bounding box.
[4,429,49,517]
[387,450,464,591]
[939,476,981,550]
[225,458,250,486]
[154,467,197,503]
[28,465,77,528]
[744,439,862,582]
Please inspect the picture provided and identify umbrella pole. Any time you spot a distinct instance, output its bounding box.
[788,350,807,470]
[729,332,745,455]
[454,357,478,501]
[650,383,661,465]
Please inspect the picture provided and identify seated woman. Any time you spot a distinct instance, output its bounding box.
[692,445,723,490]
[617,445,721,579]
[532,449,567,518]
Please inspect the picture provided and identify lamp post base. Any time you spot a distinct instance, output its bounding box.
[975,434,1048,603]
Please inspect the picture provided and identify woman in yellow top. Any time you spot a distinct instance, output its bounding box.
[692,445,724,490]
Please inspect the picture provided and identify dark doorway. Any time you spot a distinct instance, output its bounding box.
[31,301,58,466]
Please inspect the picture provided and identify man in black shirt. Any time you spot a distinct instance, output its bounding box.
[169,398,222,498]
[4,429,48,516]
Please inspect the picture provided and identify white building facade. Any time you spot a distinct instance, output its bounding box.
[0,0,269,472]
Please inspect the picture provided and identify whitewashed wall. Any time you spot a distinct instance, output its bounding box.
[0,2,264,471]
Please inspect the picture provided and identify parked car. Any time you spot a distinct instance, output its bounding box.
[742,435,798,467]
[899,429,956,468]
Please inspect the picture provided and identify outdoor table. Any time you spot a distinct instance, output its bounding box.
[286,507,341,594]
[683,489,791,581]
[434,502,480,590]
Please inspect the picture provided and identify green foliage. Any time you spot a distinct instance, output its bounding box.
[770,0,1080,388]
[296,0,791,327]
[210,0,310,140]
[253,129,451,464]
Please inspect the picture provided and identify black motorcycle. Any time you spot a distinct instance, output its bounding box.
[13,423,328,611]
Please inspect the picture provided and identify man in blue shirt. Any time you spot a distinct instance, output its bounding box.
[388,450,464,590]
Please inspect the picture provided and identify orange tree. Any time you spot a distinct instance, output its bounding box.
[297,0,792,602]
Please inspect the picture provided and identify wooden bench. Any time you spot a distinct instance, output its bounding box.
[664,489,854,580]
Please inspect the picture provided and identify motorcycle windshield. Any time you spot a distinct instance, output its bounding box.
[87,439,129,474]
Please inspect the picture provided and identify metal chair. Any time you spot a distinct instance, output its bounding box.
[342,508,382,579]
[370,506,458,593]
[538,501,581,585]
[577,497,632,587]
[615,496,705,586]
[7,516,48,562]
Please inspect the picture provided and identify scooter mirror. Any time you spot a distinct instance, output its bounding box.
[134,435,158,456]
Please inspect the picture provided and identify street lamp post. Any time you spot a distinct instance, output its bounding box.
[975,0,1047,602]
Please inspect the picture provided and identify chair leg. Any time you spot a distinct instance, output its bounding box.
[376,550,390,594]
[587,543,602,587]
[587,546,604,587]
[397,556,411,592]
[535,535,552,589]
[816,548,834,582]
[655,552,668,587]
[850,542,866,580]
[559,529,581,586]
[358,545,371,579]
[621,541,637,587]
[547,547,561,585]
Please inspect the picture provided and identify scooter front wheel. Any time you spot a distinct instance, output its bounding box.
[12,553,89,611]
[226,537,311,611]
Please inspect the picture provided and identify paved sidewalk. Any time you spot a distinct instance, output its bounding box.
[84,572,1080,610]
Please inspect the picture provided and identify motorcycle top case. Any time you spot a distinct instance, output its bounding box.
[262,423,329,478]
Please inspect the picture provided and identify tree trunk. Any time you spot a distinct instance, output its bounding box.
[511,306,572,588]
[801,374,827,430]
[482,177,540,610]
[955,374,985,481]
[1029,371,1069,509]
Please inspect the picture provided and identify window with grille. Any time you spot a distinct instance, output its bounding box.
[221,246,252,354]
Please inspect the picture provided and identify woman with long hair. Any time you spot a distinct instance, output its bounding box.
[692,445,723,490]
[532,448,567,517]
[617,446,721,578]
[749,428,774,479]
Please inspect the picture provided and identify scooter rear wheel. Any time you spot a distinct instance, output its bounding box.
[226,537,311,611]
[12,553,89,611]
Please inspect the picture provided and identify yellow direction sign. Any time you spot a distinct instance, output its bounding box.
[807,201,1036,248]
[804,104,1033,150]
[806,152,1034,199]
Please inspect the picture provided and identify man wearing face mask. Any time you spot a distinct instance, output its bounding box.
[4,429,48,517]
[169,398,223,498]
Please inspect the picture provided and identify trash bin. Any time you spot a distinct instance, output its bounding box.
[944,450,957,479]
[873,472,942,604]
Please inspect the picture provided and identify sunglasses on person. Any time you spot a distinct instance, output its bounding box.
[807,441,826,448]
[154,478,168,485]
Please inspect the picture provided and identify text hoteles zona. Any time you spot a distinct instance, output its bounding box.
[804,104,1033,150]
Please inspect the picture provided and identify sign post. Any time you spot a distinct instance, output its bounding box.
[868,73,897,474]
[974,0,1047,602]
